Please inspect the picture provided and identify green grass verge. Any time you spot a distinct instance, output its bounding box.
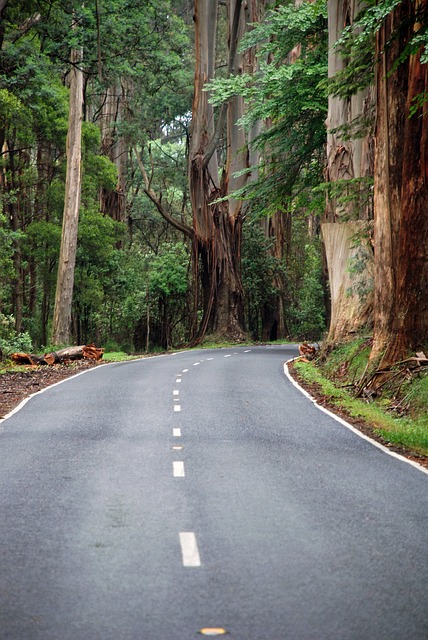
[103,352,140,362]
[294,359,428,456]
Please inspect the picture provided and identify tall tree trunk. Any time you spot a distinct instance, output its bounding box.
[371,0,428,364]
[189,0,246,341]
[323,0,375,342]
[51,45,83,345]
[99,82,127,223]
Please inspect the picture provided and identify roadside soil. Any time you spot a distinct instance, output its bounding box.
[0,360,103,420]
[1,357,427,471]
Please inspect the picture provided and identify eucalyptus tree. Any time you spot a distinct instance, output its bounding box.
[207,0,328,340]
[188,0,255,341]
[322,0,375,343]
[330,0,428,365]
[371,0,428,363]
[51,26,83,345]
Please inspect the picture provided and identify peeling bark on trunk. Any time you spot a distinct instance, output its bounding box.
[322,221,373,339]
[189,0,247,341]
[324,0,374,342]
[51,45,83,345]
[371,0,428,364]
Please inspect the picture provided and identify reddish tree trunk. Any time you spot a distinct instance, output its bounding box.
[372,0,428,364]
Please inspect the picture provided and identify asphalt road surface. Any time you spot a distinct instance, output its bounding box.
[0,345,427,640]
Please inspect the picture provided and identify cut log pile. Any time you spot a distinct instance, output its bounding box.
[11,344,104,366]
[297,342,317,361]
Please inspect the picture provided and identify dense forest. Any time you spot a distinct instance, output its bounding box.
[0,0,427,365]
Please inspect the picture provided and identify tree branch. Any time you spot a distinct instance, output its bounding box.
[133,146,194,240]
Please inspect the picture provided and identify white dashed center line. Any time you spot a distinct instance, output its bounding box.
[182,369,188,373]
[244,349,251,352]
[173,428,181,437]
[193,362,200,366]
[224,354,231,358]
[173,390,179,396]
[174,405,181,412]
[173,461,185,477]
[207,357,214,361]
[179,532,201,567]
[176,379,181,383]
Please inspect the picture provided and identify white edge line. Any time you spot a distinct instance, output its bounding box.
[0,350,179,426]
[284,359,428,477]
[0,364,111,425]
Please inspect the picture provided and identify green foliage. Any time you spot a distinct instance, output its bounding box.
[0,314,33,357]
[208,0,328,216]
[288,243,325,340]
[149,243,189,298]
[242,222,283,339]
[328,0,428,99]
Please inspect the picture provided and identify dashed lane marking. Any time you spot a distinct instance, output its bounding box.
[174,405,181,412]
[173,461,185,477]
[173,428,181,437]
[173,390,179,396]
[179,532,201,567]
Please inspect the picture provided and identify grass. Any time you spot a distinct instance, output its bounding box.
[294,342,428,457]
[103,351,140,362]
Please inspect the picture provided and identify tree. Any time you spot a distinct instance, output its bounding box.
[371,0,428,364]
[330,0,428,363]
[188,0,247,341]
[207,0,328,341]
[321,0,375,344]
[51,38,84,345]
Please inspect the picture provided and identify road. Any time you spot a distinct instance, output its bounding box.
[0,345,427,640]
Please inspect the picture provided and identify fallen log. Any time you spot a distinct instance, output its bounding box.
[11,343,104,366]
[43,344,104,364]
[10,352,47,365]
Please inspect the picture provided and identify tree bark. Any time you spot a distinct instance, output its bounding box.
[11,344,104,366]
[371,0,428,364]
[99,83,127,223]
[323,0,375,343]
[51,44,84,345]
[189,0,247,341]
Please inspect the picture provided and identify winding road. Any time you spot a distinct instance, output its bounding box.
[0,345,427,639]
